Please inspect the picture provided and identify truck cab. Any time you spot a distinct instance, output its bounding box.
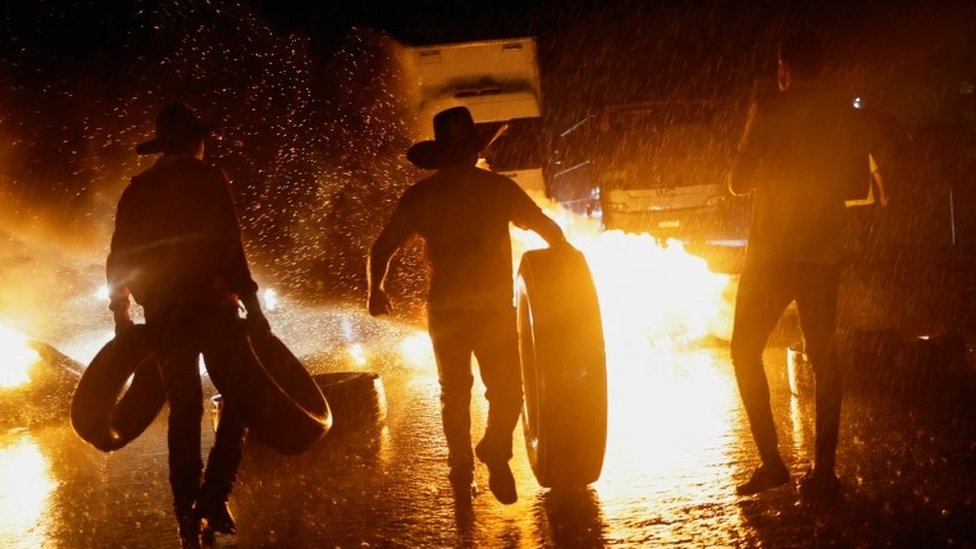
[404,37,546,193]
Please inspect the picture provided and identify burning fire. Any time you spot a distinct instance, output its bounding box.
[512,195,735,350]
[0,326,40,389]
[511,196,742,498]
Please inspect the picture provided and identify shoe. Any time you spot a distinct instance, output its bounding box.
[736,462,790,495]
[475,441,518,504]
[485,461,517,504]
[195,500,237,535]
[799,467,842,500]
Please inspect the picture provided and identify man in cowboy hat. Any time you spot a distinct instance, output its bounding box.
[107,101,269,546]
[368,106,568,505]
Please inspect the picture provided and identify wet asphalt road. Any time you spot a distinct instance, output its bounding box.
[2,306,976,548]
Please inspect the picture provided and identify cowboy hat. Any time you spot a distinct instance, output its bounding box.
[136,102,216,155]
[407,106,503,169]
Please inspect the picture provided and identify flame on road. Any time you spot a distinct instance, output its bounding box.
[513,196,735,349]
[0,326,40,389]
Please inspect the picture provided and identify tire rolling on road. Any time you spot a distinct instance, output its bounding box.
[517,246,607,488]
[70,325,166,452]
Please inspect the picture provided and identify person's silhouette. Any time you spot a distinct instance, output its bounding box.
[728,32,870,498]
[368,106,567,505]
[107,102,270,547]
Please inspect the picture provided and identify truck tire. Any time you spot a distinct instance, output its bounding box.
[517,246,607,488]
[70,326,166,452]
[243,334,333,455]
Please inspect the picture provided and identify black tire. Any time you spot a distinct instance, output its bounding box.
[517,246,607,488]
[242,334,333,455]
[213,372,383,439]
[313,372,386,434]
[70,326,166,452]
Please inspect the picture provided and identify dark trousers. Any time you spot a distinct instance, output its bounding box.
[428,308,523,472]
[146,306,251,516]
[730,261,843,471]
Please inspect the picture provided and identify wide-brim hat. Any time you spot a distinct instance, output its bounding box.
[407,106,503,169]
[136,102,216,155]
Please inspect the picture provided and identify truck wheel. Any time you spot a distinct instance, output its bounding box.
[517,246,607,488]
[242,334,333,455]
[70,326,166,452]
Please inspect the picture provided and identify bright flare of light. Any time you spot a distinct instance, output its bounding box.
[0,437,55,547]
[95,284,110,301]
[511,197,742,501]
[512,195,735,348]
[596,348,742,516]
[0,326,40,389]
[347,343,367,367]
[398,331,435,368]
[262,288,279,312]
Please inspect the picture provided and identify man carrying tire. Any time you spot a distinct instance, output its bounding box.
[728,32,870,499]
[368,106,567,505]
[107,102,270,547]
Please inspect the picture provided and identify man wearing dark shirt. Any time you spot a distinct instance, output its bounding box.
[728,33,869,497]
[108,102,269,547]
[368,106,567,505]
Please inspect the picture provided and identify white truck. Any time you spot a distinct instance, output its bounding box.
[401,37,546,193]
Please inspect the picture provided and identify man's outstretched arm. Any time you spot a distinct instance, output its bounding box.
[367,230,400,316]
[531,212,568,248]
[367,193,415,316]
[508,182,569,247]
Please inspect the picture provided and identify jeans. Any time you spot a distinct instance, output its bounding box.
[428,308,523,473]
[730,260,843,471]
[146,305,252,515]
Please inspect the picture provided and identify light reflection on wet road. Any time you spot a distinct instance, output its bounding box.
[2,307,975,547]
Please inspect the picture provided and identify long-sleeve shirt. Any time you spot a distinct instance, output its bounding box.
[107,155,258,314]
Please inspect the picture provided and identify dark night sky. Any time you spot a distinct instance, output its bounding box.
[6,0,975,116]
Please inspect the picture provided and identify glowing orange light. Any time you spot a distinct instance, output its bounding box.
[511,196,741,489]
[262,288,279,312]
[0,326,40,389]
[347,342,367,367]
[512,194,734,349]
[0,436,55,545]
[398,331,435,369]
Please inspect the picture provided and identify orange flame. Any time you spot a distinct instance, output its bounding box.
[0,326,40,389]
[512,195,735,354]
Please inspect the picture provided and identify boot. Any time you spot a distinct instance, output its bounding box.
[475,440,517,505]
[736,460,789,495]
